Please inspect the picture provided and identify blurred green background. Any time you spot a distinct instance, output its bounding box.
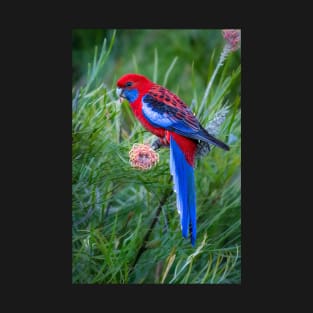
[72,29,240,103]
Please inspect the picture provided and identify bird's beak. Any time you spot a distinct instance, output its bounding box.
[116,87,125,103]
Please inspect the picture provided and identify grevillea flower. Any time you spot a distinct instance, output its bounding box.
[205,105,230,137]
[129,143,159,170]
[198,29,241,115]
[222,29,241,52]
[196,106,230,158]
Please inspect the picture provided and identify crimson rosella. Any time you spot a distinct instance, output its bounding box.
[116,73,229,246]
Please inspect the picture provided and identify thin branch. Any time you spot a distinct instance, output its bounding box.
[131,180,173,272]
[198,44,231,117]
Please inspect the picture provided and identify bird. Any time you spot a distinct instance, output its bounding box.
[116,73,229,246]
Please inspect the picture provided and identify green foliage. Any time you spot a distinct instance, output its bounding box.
[72,29,241,284]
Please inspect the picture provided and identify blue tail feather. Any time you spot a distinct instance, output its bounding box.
[169,135,196,246]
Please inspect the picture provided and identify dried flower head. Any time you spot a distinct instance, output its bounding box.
[205,106,230,137]
[196,106,230,158]
[222,29,241,51]
[129,143,159,170]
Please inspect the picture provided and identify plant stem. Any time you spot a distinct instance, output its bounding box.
[198,44,231,116]
[131,181,173,272]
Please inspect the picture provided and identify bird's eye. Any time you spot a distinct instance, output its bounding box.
[126,82,133,87]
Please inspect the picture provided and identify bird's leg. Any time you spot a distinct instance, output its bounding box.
[151,137,169,151]
[151,138,162,150]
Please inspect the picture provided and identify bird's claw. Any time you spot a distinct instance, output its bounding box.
[151,139,162,151]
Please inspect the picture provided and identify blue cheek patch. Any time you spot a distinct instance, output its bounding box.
[124,89,139,103]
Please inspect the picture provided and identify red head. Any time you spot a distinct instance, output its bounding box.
[116,73,153,103]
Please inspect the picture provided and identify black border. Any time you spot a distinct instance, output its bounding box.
[13,9,291,309]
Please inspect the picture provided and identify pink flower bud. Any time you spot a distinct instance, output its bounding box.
[222,29,241,51]
[129,143,159,170]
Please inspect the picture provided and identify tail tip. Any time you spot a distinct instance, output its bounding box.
[189,224,196,246]
[224,144,230,151]
[182,230,196,246]
[190,236,196,247]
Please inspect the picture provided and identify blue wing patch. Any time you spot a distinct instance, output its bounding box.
[142,94,230,150]
[142,94,200,135]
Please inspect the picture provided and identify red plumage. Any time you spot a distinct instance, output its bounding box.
[116,73,229,246]
[117,73,198,166]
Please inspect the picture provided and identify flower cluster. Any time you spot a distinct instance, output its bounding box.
[129,143,159,170]
[206,106,229,137]
[198,29,241,114]
[196,106,230,158]
[222,29,241,52]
